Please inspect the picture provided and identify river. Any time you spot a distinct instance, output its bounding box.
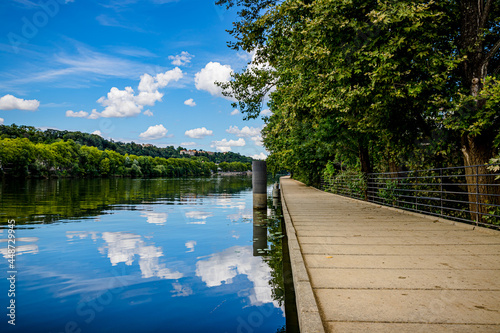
[0,176,286,333]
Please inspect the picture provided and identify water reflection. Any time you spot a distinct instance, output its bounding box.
[253,208,268,256]
[184,210,214,224]
[0,176,252,226]
[140,211,168,225]
[99,232,183,280]
[195,246,280,308]
[185,240,196,253]
[0,177,287,333]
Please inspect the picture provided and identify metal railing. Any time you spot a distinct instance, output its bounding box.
[320,163,500,229]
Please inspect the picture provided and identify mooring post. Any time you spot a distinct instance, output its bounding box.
[252,160,267,209]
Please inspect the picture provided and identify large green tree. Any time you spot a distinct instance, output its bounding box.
[218,0,500,212]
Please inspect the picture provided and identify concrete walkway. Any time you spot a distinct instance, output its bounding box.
[280,176,500,333]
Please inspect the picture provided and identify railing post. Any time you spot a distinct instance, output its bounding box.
[440,168,443,217]
[475,165,479,225]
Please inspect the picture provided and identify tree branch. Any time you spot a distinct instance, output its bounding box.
[479,0,492,30]
[484,37,500,64]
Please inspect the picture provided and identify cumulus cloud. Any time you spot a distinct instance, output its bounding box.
[184,98,196,107]
[180,142,196,147]
[139,124,168,140]
[184,127,213,139]
[226,125,261,138]
[92,130,102,136]
[230,109,239,116]
[0,118,3,125]
[144,109,153,116]
[227,126,263,146]
[251,152,267,160]
[168,51,194,66]
[261,109,272,116]
[89,68,183,118]
[66,110,89,118]
[211,138,246,152]
[251,136,263,146]
[0,94,39,111]
[195,62,233,98]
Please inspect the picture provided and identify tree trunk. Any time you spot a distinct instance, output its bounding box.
[358,139,372,200]
[358,143,372,174]
[461,132,500,223]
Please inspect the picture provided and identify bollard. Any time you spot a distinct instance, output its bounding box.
[252,160,267,209]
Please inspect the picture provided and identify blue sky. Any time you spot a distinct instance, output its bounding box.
[0,0,269,159]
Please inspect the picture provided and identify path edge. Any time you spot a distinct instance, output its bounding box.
[280,176,326,333]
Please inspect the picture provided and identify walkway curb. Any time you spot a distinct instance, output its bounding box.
[280,176,325,333]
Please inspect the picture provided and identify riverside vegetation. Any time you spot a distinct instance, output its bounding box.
[217,0,500,219]
[0,124,251,178]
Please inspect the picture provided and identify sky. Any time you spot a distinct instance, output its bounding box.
[0,0,269,159]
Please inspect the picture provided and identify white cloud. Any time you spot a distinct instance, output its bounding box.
[139,124,168,140]
[88,109,100,119]
[251,136,263,146]
[226,125,261,138]
[261,109,272,116]
[66,110,89,118]
[184,127,213,139]
[0,118,3,125]
[227,126,263,146]
[0,94,39,111]
[92,130,102,136]
[251,153,267,160]
[230,109,239,116]
[95,86,143,118]
[195,62,233,98]
[168,51,194,66]
[91,68,183,118]
[144,109,153,116]
[211,138,246,152]
[180,142,196,147]
[184,98,196,107]
[185,240,196,253]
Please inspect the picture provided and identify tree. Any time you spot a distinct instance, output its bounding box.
[218,0,500,204]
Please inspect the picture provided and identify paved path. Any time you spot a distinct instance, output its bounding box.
[280,176,500,333]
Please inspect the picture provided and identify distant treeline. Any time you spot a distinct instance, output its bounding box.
[0,124,253,164]
[0,129,252,179]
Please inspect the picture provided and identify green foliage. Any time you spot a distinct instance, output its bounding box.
[0,138,249,179]
[377,180,399,206]
[0,124,253,165]
[323,169,367,199]
[217,0,500,184]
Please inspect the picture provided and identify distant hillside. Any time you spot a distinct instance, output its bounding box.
[0,124,253,164]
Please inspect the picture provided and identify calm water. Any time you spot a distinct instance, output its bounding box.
[0,177,286,333]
